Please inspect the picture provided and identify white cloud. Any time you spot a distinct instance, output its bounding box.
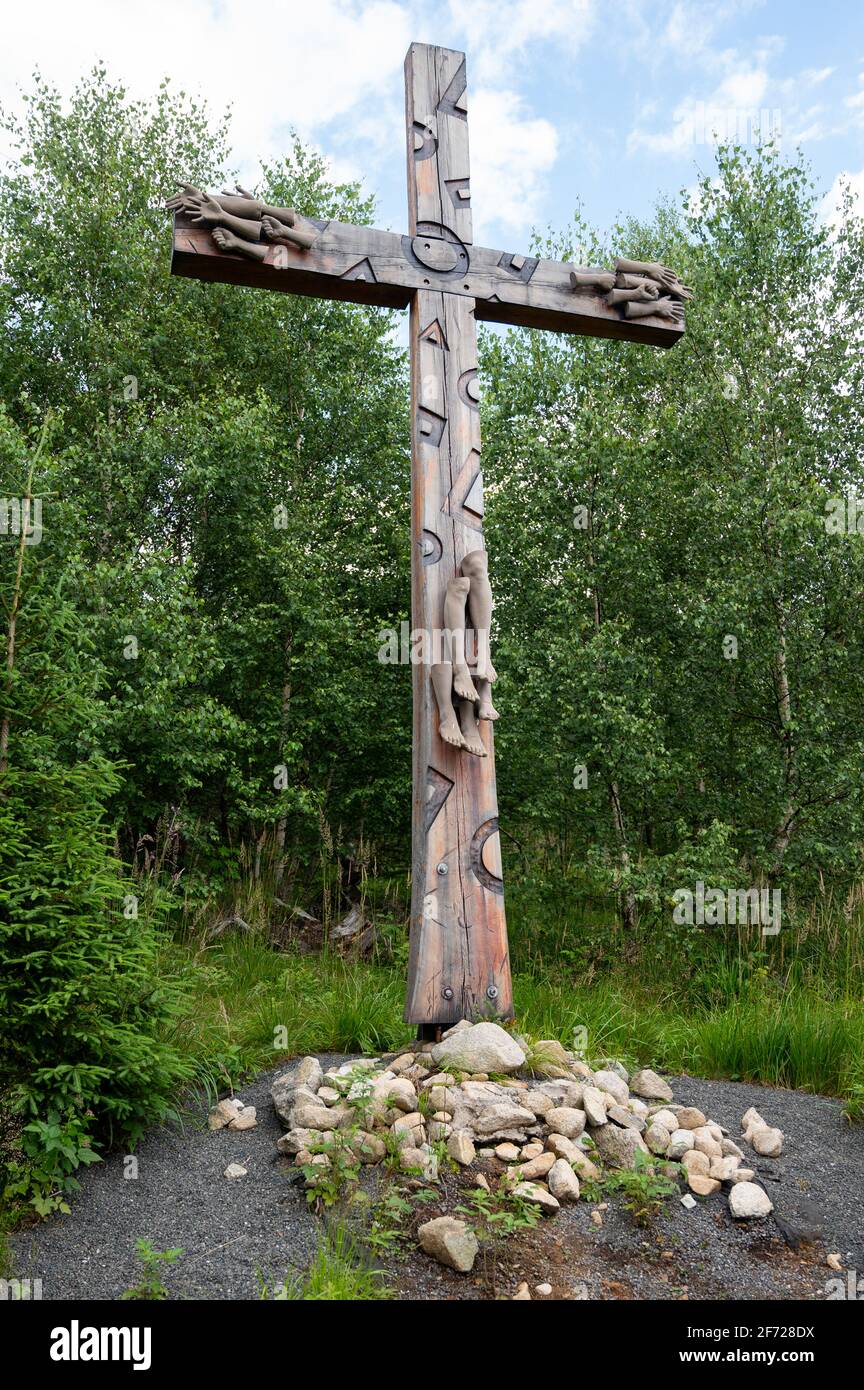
[469,87,558,240]
[445,0,596,83]
[820,168,864,228]
[0,0,414,185]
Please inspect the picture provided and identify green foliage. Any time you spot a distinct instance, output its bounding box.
[457,1178,541,1243]
[119,1239,184,1301]
[603,1149,680,1226]
[265,1225,393,1301]
[0,413,192,1214]
[3,1111,101,1218]
[300,1130,362,1209]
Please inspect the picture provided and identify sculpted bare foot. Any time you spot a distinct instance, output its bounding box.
[439,712,468,749]
[431,662,468,750]
[474,655,497,684]
[453,663,479,702]
[475,678,499,721]
[212,227,267,262]
[457,699,487,757]
[262,213,318,251]
[212,227,242,253]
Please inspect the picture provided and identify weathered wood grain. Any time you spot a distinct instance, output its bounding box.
[171,216,684,348]
[404,47,513,1028]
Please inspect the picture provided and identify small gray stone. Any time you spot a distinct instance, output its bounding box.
[608,1105,646,1133]
[545,1133,580,1162]
[271,1056,323,1123]
[751,1126,784,1157]
[645,1122,671,1154]
[667,1128,695,1159]
[228,1106,257,1132]
[536,1080,584,1109]
[582,1087,607,1127]
[223,1162,247,1179]
[371,1076,418,1112]
[292,1103,345,1132]
[418,1216,478,1272]
[629,1068,674,1102]
[545,1106,586,1139]
[513,1182,560,1213]
[651,1108,679,1132]
[547,1158,580,1201]
[595,1058,629,1083]
[591,1122,649,1169]
[276,1127,315,1155]
[675,1106,706,1130]
[447,1130,476,1166]
[729,1182,774,1219]
[495,1142,521,1162]
[516,1152,556,1181]
[593,1069,630,1105]
[432,1022,527,1075]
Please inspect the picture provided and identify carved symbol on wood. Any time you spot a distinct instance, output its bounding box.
[418,406,446,447]
[402,224,470,280]
[470,817,504,893]
[442,448,483,529]
[419,319,449,351]
[424,767,454,831]
[411,236,461,274]
[496,251,539,283]
[445,178,471,210]
[421,529,443,564]
[457,368,481,410]
[437,60,468,120]
[412,119,438,160]
[342,257,378,282]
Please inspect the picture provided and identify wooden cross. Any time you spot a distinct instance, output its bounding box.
[169,43,686,1038]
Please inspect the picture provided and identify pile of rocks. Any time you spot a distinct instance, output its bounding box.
[259,1022,784,1251]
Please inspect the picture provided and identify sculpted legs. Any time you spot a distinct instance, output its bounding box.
[457,697,487,756]
[431,662,466,750]
[444,574,478,701]
[436,549,499,750]
[461,549,497,684]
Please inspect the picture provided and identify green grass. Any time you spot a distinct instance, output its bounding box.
[155,928,864,1107]
[153,933,413,1097]
[264,1225,393,1301]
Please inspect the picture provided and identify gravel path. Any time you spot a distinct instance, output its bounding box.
[10,1064,863,1302]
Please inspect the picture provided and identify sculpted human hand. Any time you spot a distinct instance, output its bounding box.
[165,183,207,214]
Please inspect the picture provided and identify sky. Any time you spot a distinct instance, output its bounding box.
[2,0,863,252]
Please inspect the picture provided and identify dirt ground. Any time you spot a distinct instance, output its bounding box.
[10,1064,862,1302]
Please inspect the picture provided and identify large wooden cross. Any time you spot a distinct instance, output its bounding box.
[169,43,686,1037]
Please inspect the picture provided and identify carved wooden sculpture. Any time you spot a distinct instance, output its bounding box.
[569,256,691,327]
[167,43,688,1035]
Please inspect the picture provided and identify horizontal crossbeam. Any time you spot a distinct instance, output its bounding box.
[171,214,684,348]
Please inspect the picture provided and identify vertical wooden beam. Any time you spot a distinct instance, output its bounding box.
[404,44,513,1028]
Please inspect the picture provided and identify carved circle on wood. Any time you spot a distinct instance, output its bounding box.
[470,817,504,894]
[457,368,481,409]
[412,120,438,161]
[402,223,470,281]
[421,529,443,565]
[411,236,460,274]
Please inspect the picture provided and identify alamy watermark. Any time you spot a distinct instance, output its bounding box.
[825,1268,861,1299]
[377,621,491,667]
[688,104,782,148]
[673,881,781,935]
[825,493,864,535]
[0,496,42,546]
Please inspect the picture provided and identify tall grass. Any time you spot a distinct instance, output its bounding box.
[154,929,863,1105]
[263,1225,393,1301]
